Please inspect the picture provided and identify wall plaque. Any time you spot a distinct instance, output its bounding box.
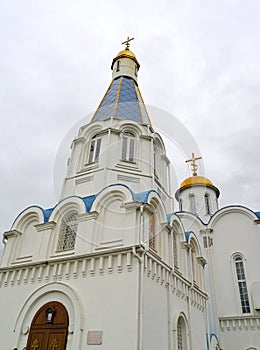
[87,330,103,345]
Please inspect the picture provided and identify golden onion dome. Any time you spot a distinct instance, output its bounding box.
[111,48,140,70]
[176,176,220,200]
[116,49,136,59]
[180,176,213,189]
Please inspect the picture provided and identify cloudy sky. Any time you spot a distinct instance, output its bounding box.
[1,0,260,254]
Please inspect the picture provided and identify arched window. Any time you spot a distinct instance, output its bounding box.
[177,316,187,350]
[57,211,78,251]
[88,134,101,163]
[205,193,210,214]
[173,232,179,268]
[153,141,160,177]
[189,194,196,214]
[149,212,156,251]
[234,255,251,313]
[116,60,120,72]
[122,132,135,162]
[179,198,183,211]
[190,239,200,286]
[135,64,139,76]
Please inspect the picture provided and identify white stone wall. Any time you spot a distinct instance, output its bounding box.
[177,185,219,223]
[61,119,173,212]
[178,205,260,349]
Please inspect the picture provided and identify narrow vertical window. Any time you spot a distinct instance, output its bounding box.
[153,142,160,177]
[129,138,135,162]
[177,316,187,350]
[177,320,183,350]
[95,137,101,161]
[189,194,196,214]
[234,256,251,313]
[135,64,138,76]
[121,132,135,162]
[190,239,200,286]
[205,193,210,214]
[153,147,157,176]
[116,60,120,72]
[179,198,183,211]
[88,134,101,163]
[57,211,78,251]
[173,232,178,268]
[149,212,156,251]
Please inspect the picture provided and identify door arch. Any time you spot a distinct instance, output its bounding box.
[26,301,69,350]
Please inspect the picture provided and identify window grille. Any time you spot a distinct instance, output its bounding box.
[177,317,187,350]
[177,320,183,350]
[57,211,78,251]
[149,212,156,251]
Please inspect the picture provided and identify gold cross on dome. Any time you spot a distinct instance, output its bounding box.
[186,152,202,176]
[122,36,134,50]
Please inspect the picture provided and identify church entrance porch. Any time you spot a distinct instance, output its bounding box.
[26,301,69,350]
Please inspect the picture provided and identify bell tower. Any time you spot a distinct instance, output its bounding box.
[60,39,173,212]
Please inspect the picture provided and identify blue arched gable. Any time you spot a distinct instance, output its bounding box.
[185,231,202,253]
[87,184,165,213]
[133,189,158,202]
[11,184,165,227]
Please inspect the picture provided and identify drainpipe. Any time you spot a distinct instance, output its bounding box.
[167,269,173,350]
[204,227,221,349]
[132,246,145,350]
[132,203,147,350]
[187,245,193,350]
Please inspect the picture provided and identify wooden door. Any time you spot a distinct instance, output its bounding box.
[26,301,69,350]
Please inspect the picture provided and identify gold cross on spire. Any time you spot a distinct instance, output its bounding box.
[122,36,134,50]
[186,152,202,176]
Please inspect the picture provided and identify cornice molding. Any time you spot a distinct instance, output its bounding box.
[35,221,57,232]
[3,230,22,239]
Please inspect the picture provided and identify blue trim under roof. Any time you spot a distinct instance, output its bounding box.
[43,208,54,222]
[255,211,260,218]
[185,231,192,242]
[43,195,96,222]
[133,190,157,202]
[11,185,168,228]
[82,195,96,212]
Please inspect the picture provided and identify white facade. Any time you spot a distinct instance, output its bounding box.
[176,179,260,349]
[0,44,259,350]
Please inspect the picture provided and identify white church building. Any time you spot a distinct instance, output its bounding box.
[1,39,260,350]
